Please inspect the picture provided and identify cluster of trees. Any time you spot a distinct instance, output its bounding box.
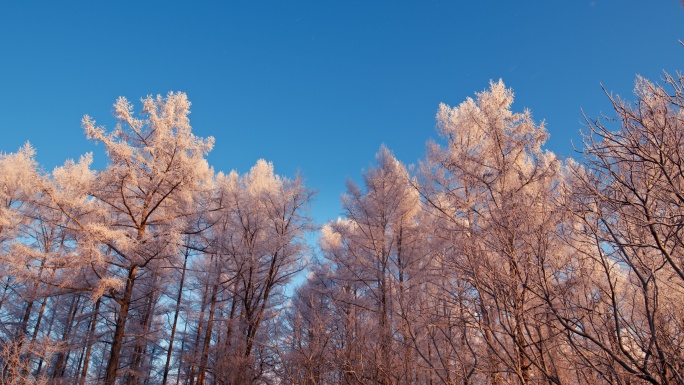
[281,76,684,385]
[0,93,313,384]
[1,71,683,385]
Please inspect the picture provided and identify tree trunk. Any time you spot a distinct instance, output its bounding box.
[52,295,81,379]
[79,297,101,385]
[163,250,189,385]
[0,277,12,314]
[128,275,158,385]
[27,295,49,368]
[104,265,138,385]
[196,278,219,385]
[187,280,209,385]
[35,301,57,376]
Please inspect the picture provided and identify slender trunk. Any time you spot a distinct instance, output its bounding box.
[35,302,57,376]
[481,305,502,385]
[396,228,414,385]
[144,343,158,385]
[243,250,280,360]
[128,275,158,385]
[52,295,82,379]
[96,344,106,380]
[139,291,159,384]
[14,298,36,377]
[220,290,238,374]
[18,255,48,344]
[515,310,530,385]
[0,277,12,314]
[163,250,189,385]
[196,279,219,385]
[27,295,49,367]
[18,299,35,340]
[79,297,101,385]
[104,265,139,385]
[427,321,433,385]
[74,341,85,384]
[379,264,391,385]
[17,266,48,377]
[187,281,210,385]
[176,315,189,385]
[224,291,238,351]
[509,252,529,385]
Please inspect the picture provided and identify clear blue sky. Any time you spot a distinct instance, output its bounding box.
[1,1,683,226]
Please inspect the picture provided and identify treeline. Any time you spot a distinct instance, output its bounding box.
[0,94,313,385]
[282,77,684,385]
[1,73,684,385]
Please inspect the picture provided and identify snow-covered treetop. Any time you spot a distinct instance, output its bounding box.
[0,143,41,234]
[81,92,216,231]
[428,80,559,199]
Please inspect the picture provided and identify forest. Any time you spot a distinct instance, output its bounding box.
[1,71,684,385]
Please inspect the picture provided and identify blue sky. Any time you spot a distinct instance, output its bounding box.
[1,1,683,226]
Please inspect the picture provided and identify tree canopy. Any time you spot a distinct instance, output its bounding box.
[2,74,684,385]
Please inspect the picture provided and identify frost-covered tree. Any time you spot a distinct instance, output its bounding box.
[546,73,684,385]
[419,80,566,385]
[5,67,684,385]
[179,160,313,385]
[278,263,338,385]
[52,92,215,385]
[0,144,42,327]
[0,144,49,384]
[0,144,40,248]
[0,146,91,384]
[318,146,423,385]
